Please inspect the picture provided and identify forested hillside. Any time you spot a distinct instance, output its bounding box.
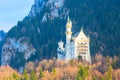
[1,0,120,69]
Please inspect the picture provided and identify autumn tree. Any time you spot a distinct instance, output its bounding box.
[26,62,35,73]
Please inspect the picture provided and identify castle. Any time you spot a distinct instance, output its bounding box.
[57,17,91,63]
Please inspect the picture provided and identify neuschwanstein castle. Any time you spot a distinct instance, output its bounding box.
[57,17,91,63]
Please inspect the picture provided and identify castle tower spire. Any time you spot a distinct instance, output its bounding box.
[65,16,72,61]
[80,27,83,32]
[66,16,72,40]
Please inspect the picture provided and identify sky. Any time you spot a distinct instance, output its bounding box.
[0,0,34,32]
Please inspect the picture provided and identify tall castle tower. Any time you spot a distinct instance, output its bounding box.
[65,17,72,61]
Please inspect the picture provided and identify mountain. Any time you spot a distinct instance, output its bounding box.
[0,30,6,65]
[1,0,120,69]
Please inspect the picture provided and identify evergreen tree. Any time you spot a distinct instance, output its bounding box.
[70,59,74,67]
[6,73,20,80]
[12,73,20,80]
[76,65,88,80]
[30,70,37,80]
[101,77,105,80]
[21,69,29,80]
[92,76,98,80]
[39,69,44,78]
[52,67,57,76]
[105,66,113,80]
[51,67,57,80]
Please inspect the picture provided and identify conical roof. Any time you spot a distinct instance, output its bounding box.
[75,28,89,42]
[66,16,72,28]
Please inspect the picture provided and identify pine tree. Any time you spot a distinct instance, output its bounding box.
[101,77,105,80]
[70,59,74,66]
[105,66,113,80]
[76,65,88,80]
[51,67,57,80]
[92,76,98,80]
[39,69,44,78]
[30,70,37,80]
[12,73,20,80]
[21,69,29,80]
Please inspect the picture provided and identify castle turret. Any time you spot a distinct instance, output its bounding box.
[65,17,72,61]
[58,40,64,50]
[57,40,65,60]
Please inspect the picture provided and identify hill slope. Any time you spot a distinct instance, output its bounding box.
[1,0,120,69]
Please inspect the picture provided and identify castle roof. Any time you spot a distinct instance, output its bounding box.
[66,16,72,28]
[74,28,89,42]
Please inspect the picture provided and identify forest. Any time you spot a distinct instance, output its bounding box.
[2,53,120,80]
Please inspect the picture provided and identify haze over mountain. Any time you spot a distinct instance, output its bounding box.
[0,30,6,65]
[1,0,120,69]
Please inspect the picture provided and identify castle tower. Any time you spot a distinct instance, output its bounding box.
[74,28,91,63]
[57,40,65,60]
[65,17,72,61]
